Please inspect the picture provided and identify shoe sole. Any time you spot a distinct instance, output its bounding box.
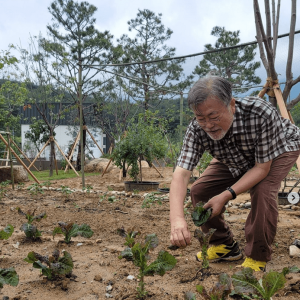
[196,252,243,263]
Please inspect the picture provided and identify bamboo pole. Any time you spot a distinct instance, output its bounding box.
[7,133,14,189]
[10,139,39,171]
[28,139,50,169]
[151,163,164,178]
[64,131,80,173]
[102,158,112,177]
[257,80,269,98]
[0,133,40,184]
[53,139,80,176]
[86,128,104,156]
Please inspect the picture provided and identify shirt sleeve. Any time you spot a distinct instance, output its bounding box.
[255,110,286,163]
[177,120,204,170]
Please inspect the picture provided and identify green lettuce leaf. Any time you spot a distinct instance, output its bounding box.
[192,202,212,227]
[0,267,19,289]
[0,224,14,240]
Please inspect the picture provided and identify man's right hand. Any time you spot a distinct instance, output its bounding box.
[170,217,191,247]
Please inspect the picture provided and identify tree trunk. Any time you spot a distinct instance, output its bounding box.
[49,130,55,177]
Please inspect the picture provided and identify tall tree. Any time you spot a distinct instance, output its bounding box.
[116,9,193,111]
[253,0,299,110]
[193,26,261,94]
[39,0,122,186]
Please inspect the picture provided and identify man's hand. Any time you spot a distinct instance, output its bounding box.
[203,194,228,219]
[170,218,191,247]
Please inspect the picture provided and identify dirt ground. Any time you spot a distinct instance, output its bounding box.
[0,165,300,300]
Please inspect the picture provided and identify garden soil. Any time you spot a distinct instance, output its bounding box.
[1,165,300,300]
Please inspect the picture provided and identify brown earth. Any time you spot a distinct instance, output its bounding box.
[0,166,300,300]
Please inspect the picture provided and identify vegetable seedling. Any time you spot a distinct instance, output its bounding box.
[24,249,73,280]
[0,224,14,240]
[196,273,232,300]
[27,183,44,195]
[0,180,10,201]
[60,185,73,199]
[117,226,141,247]
[17,208,46,240]
[192,202,212,227]
[119,233,177,298]
[0,267,19,289]
[53,222,93,244]
[142,192,163,208]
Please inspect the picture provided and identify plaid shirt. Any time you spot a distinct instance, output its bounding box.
[177,96,300,177]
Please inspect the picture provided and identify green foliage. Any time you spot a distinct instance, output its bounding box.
[184,292,197,300]
[17,208,47,240]
[0,267,19,289]
[231,267,286,300]
[0,180,11,201]
[142,192,164,208]
[42,180,52,190]
[24,249,73,280]
[196,273,232,300]
[0,224,14,240]
[111,111,168,182]
[27,182,44,195]
[52,222,93,244]
[117,9,193,110]
[192,202,212,227]
[119,233,177,298]
[117,227,141,248]
[193,26,261,94]
[83,184,93,194]
[196,151,213,175]
[60,185,73,198]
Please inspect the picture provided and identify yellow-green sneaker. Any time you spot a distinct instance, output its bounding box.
[196,241,243,262]
[241,257,266,271]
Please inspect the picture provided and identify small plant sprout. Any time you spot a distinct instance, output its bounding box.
[119,233,177,298]
[194,228,216,269]
[184,291,197,300]
[117,226,141,248]
[231,267,287,300]
[24,249,73,280]
[52,222,93,244]
[0,268,19,290]
[17,208,47,240]
[83,184,93,194]
[0,180,11,201]
[27,183,44,195]
[42,180,52,190]
[17,182,25,190]
[0,224,14,240]
[60,185,73,199]
[142,192,163,208]
[196,273,232,300]
[133,189,140,195]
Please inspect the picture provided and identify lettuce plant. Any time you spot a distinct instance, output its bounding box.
[0,267,19,289]
[119,233,177,298]
[17,208,47,240]
[0,180,10,201]
[196,273,232,300]
[142,192,163,208]
[231,267,286,300]
[0,224,14,240]
[24,249,73,280]
[60,185,73,199]
[192,202,212,227]
[117,226,141,247]
[27,183,44,195]
[52,222,93,244]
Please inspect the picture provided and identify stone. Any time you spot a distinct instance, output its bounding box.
[292,206,299,211]
[244,202,251,208]
[84,158,115,173]
[96,239,102,243]
[127,275,135,280]
[106,285,113,292]
[105,294,113,299]
[289,245,300,257]
[283,205,292,209]
[0,166,29,183]
[94,275,102,282]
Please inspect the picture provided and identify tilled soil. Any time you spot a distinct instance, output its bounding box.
[0,166,300,299]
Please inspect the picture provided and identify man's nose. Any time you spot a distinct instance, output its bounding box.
[204,120,215,129]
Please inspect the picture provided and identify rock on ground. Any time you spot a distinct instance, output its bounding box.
[0,166,29,183]
[84,158,115,173]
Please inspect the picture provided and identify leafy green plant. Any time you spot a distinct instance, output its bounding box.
[16,182,25,190]
[42,180,52,190]
[196,273,232,300]
[0,224,14,240]
[133,189,140,195]
[17,208,46,240]
[119,233,177,298]
[52,222,93,244]
[142,192,163,208]
[194,228,216,269]
[111,111,167,182]
[24,249,73,280]
[60,185,73,198]
[83,184,93,194]
[27,183,44,195]
[231,267,286,300]
[192,202,212,227]
[117,226,141,248]
[0,180,10,200]
[184,291,197,300]
[0,267,19,289]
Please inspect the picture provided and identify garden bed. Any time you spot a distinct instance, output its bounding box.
[0,166,300,299]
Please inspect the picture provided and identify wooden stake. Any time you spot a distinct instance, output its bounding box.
[86,128,104,156]
[28,139,50,169]
[65,131,80,173]
[102,158,112,177]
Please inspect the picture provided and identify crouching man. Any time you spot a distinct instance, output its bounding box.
[169,76,300,271]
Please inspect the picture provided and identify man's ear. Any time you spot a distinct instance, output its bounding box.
[230,98,236,114]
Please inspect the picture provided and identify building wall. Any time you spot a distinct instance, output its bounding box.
[21,125,106,161]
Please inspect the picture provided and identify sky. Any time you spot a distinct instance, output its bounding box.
[1,0,299,97]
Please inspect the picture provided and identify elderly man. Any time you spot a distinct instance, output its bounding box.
[169,76,300,271]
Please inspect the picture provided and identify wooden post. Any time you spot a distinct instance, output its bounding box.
[258,80,269,98]
[151,163,164,178]
[65,131,80,173]
[10,138,39,172]
[53,139,80,176]
[0,133,40,184]
[102,158,112,177]
[86,127,104,156]
[7,133,14,189]
[28,139,50,169]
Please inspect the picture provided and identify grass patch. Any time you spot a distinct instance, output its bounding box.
[29,170,101,182]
